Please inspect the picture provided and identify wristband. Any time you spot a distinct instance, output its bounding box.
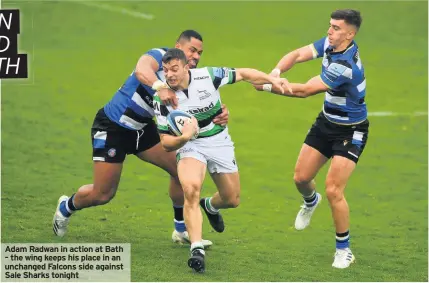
[262,84,273,92]
[271,68,281,76]
[152,80,168,91]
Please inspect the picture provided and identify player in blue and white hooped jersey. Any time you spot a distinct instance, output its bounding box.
[256,9,367,268]
[52,30,229,248]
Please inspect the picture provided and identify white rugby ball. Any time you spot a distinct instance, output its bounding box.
[167,110,199,139]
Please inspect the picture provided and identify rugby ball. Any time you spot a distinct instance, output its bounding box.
[167,110,199,139]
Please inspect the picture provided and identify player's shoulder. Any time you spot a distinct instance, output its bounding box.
[312,37,329,51]
[144,47,169,57]
[190,67,211,79]
[191,66,226,80]
[147,47,169,52]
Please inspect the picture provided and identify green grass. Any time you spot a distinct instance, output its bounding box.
[1,1,428,281]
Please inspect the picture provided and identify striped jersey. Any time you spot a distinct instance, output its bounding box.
[103,47,168,130]
[154,67,236,138]
[311,37,367,125]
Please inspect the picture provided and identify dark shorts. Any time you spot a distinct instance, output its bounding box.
[304,112,369,163]
[91,108,160,163]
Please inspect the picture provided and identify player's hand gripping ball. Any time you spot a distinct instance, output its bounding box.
[167,110,199,140]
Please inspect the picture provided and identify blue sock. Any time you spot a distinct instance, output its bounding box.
[336,230,350,249]
[59,200,71,217]
[173,205,186,232]
[174,220,186,233]
[59,194,78,218]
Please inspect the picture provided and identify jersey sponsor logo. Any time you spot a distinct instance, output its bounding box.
[178,147,195,154]
[354,51,360,62]
[194,75,209,80]
[143,95,153,107]
[187,101,215,114]
[324,63,347,82]
[197,89,212,100]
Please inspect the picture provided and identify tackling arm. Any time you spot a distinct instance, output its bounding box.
[135,55,167,90]
[266,75,329,98]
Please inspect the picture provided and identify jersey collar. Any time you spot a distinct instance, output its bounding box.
[327,40,355,55]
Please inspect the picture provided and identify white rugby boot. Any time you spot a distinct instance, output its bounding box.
[332,248,355,268]
[52,195,71,237]
[294,193,322,230]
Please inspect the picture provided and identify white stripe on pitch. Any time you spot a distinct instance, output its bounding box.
[368,112,428,117]
[73,1,155,20]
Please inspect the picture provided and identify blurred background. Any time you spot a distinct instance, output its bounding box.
[1,0,427,281]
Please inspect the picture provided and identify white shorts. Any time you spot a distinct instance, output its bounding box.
[176,128,238,174]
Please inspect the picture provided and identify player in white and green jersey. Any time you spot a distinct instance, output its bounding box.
[155,67,234,138]
[153,48,286,273]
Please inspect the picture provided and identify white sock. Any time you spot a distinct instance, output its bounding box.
[191,242,204,252]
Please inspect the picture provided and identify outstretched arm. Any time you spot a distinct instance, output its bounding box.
[234,68,286,93]
[259,75,329,98]
[270,45,316,76]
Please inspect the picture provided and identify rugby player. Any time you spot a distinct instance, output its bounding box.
[256,9,368,268]
[52,31,229,248]
[154,48,287,272]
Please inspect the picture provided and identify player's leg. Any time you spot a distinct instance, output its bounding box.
[53,118,127,237]
[328,119,369,268]
[203,171,240,233]
[73,162,123,207]
[177,157,207,273]
[135,123,212,247]
[325,156,356,268]
[198,129,238,233]
[53,162,124,237]
[293,113,331,230]
[209,172,240,209]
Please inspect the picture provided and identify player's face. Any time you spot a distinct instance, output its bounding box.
[163,59,189,88]
[175,37,203,69]
[327,19,355,48]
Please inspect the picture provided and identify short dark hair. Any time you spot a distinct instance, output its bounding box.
[176,30,203,43]
[331,9,362,30]
[162,48,188,65]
